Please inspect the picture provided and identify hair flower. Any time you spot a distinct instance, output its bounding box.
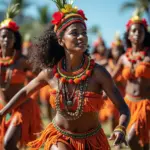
[77,10,87,20]
[0,18,19,31]
[61,4,78,14]
[51,11,64,25]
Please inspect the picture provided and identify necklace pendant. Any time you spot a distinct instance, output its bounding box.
[66,100,73,106]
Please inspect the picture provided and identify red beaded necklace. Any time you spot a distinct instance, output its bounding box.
[0,51,17,66]
[126,47,149,64]
[53,55,95,84]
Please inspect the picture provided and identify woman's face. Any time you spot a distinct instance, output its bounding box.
[0,29,15,50]
[128,24,145,46]
[59,23,88,54]
[96,44,106,55]
[111,46,122,60]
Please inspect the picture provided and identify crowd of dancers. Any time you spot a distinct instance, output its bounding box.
[0,0,149,150]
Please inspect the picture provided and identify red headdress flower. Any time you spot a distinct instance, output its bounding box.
[51,11,64,25]
[126,15,148,31]
[51,1,87,35]
[0,4,20,32]
[0,19,19,32]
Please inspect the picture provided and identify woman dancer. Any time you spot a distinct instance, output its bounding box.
[0,4,42,150]
[0,1,130,150]
[113,15,150,150]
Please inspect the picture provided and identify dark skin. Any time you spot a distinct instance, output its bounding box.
[106,45,125,127]
[0,23,130,150]
[92,39,108,67]
[112,24,150,150]
[106,45,125,150]
[0,28,30,150]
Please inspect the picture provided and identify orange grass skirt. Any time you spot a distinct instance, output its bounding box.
[99,98,119,122]
[0,99,42,148]
[125,95,150,146]
[0,104,4,150]
[27,121,110,150]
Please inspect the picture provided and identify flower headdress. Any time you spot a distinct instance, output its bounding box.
[126,15,148,31]
[111,31,122,48]
[0,4,20,32]
[93,33,105,48]
[51,0,87,36]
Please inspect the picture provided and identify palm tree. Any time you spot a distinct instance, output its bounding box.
[120,0,150,22]
[38,5,51,24]
[0,0,34,24]
[88,25,101,35]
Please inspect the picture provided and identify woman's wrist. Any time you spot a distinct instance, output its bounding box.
[113,125,126,137]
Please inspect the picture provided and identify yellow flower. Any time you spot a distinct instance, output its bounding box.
[131,15,141,22]
[0,18,12,28]
[61,4,78,14]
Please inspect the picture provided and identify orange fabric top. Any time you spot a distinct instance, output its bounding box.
[122,62,150,80]
[49,89,104,112]
[2,69,26,84]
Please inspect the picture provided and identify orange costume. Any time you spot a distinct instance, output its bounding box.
[39,85,51,104]
[99,59,125,122]
[122,62,150,146]
[28,1,110,149]
[0,69,42,148]
[28,90,110,150]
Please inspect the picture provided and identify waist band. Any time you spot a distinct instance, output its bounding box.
[125,94,150,102]
[52,119,101,139]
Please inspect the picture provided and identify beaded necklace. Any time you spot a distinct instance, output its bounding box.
[126,47,149,64]
[55,79,88,120]
[55,55,95,120]
[0,51,17,91]
[53,55,95,84]
[0,51,17,66]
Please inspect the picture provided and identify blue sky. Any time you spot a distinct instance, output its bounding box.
[24,0,136,46]
[0,0,148,47]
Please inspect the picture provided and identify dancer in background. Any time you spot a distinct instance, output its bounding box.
[0,1,130,149]
[113,15,150,150]
[91,34,108,67]
[0,4,42,150]
[99,32,126,130]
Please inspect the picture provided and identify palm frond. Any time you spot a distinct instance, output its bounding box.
[120,2,136,12]
[51,0,66,10]
[38,5,51,24]
[6,3,20,19]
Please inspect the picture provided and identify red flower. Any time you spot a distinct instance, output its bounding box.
[77,10,87,20]
[126,20,132,30]
[131,60,136,64]
[142,19,148,28]
[51,11,64,25]
[8,21,19,31]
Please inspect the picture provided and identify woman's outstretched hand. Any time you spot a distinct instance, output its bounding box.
[109,131,128,147]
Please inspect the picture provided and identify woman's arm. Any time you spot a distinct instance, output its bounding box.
[96,65,130,127]
[95,65,130,145]
[0,70,49,116]
[0,89,6,105]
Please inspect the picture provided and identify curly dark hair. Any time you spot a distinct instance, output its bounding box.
[29,24,89,72]
[124,24,150,48]
[0,28,22,51]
